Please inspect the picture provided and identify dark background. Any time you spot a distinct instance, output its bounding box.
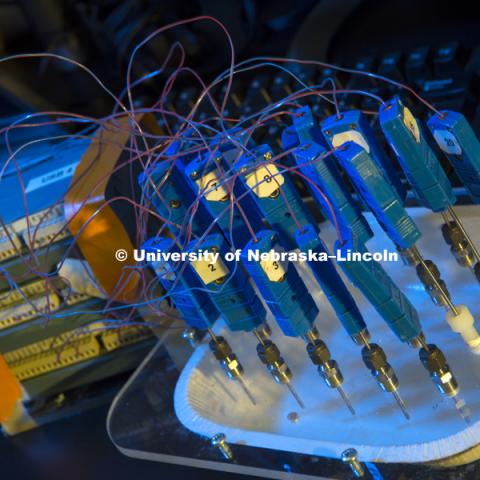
[0,403,261,480]
[1,0,479,118]
[1,1,480,479]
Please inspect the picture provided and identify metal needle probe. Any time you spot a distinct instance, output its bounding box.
[451,395,472,424]
[207,329,257,406]
[305,328,356,415]
[392,390,410,420]
[411,246,459,315]
[253,329,305,409]
[284,378,306,410]
[417,336,470,424]
[337,385,356,416]
[236,376,257,406]
[357,331,409,420]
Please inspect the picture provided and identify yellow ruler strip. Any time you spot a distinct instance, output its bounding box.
[101,325,152,351]
[0,293,61,331]
[8,336,101,381]
[0,278,62,309]
[12,204,69,249]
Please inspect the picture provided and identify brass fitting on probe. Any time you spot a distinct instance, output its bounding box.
[305,327,355,415]
[305,329,344,389]
[353,329,400,394]
[416,259,452,307]
[410,333,470,422]
[361,344,400,394]
[253,325,304,408]
[209,336,244,380]
[442,221,476,269]
[419,343,459,397]
[256,339,292,385]
[397,246,419,267]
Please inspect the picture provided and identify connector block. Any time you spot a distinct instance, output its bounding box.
[335,142,421,249]
[428,110,480,204]
[143,237,219,330]
[379,97,455,212]
[187,234,266,332]
[322,109,406,200]
[294,224,366,337]
[241,229,319,337]
[233,144,316,249]
[335,234,422,343]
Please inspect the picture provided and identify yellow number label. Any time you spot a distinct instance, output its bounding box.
[331,130,370,153]
[245,163,284,198]
[260,248,288,282]
[191,256,229,284]
[403,107,420,143]
[196,171,229,201]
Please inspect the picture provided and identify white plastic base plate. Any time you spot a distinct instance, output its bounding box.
[174,207,480,464]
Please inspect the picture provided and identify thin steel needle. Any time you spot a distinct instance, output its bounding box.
[392,390,410,420]
[452,395,471,425]
[337,386,356,416]
[285,381,305,409]
[237,376,257,406]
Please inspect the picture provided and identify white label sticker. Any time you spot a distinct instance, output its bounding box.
[245,163,284,198]
[196,170,229,201]
[260,247,288,282]
[24,161,79,194]
[331,130,370,153]
[58,258,107,299]
[191,254,229,285]
[403,107,420,143]
[433,129,462,155]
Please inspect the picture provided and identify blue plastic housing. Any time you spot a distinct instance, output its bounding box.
[233,144,317,250]
[379,96,455,212]
[187,234,266,332]
[288,107,373,244]
[138,161,211,241]
[241,230,319,337]
[334,233,422,343]
[322,110,406,200]
[143,237,219,329]
[428,110,480,204]
[294,224,367,337]
[183,150,264,248]
[335,142,421,249]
